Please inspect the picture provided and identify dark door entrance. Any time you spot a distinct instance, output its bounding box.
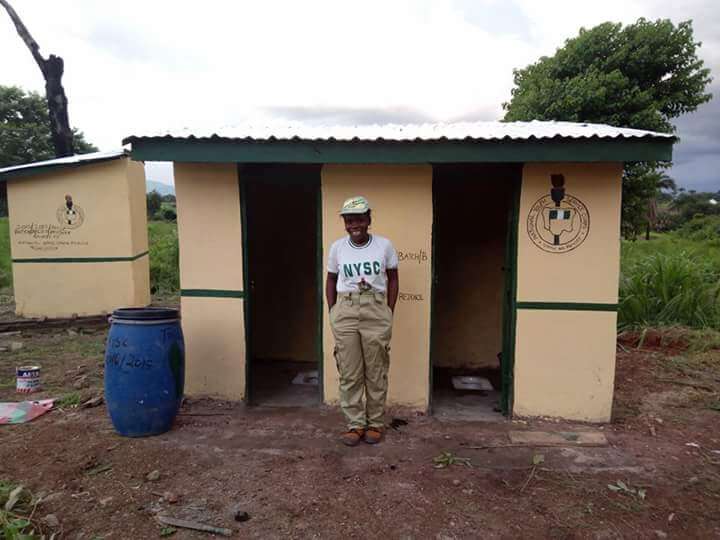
[430,164,521,419]
[241,164,322,406]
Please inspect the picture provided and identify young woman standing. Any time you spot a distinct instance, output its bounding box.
[326,196,399,446]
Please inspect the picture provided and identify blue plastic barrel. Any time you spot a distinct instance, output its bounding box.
[104,307,185,437]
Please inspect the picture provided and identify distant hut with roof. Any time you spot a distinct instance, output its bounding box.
[0,151,150,318]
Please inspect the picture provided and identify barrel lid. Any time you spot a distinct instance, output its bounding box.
[111,307,180,321]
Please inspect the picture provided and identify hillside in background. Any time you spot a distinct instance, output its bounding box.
[146,180,175,196]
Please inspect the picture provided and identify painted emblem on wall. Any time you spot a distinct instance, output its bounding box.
[527,174,590,253]
[56,194,85,229]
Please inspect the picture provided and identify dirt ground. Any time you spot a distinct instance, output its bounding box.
[1,325,719,539]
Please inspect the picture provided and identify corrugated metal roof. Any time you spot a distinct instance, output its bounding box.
[0,150,127,179]
[123,121,674,143]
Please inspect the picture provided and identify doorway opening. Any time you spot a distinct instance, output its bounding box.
[431,164,521,420]
[243,164,321,407]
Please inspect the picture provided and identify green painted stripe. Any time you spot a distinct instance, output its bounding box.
[501,173,522,416]
[315,175,324,402]
[12,251,148,264]
[239,171,252,405]
[517,301,618,312]
[127,137,674,164]
[180,289,244,298]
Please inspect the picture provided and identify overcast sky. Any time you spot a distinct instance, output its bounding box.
[1,0,717,191]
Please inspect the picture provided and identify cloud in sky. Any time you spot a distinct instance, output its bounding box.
[0,0,717,190]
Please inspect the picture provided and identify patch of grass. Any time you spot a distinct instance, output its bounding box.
[0,481,39,539]
[619,238,720,330]
[6,334,106,364]
[55,392,82,408]
[0,217,11,289]
[148,221,179,294]
[432,451,472,468]
[676,215,720,244]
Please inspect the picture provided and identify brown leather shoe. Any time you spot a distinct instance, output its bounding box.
[341,428,365,446]
[364,427,383,444]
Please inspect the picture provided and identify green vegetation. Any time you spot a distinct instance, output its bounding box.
[503,18,713,239]
[0,218,10,290]
[620,230,720,330]
[148,221,179,294]
[0,481,39,539]
[0,85,97,169]
[676,214,720,244]
[55,392,82,408]
[147,191,177,222]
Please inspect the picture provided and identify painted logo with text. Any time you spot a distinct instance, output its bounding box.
[527,175,589,254]
[56,194,85,229]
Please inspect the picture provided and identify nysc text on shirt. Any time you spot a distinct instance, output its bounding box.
[327,235,398,293]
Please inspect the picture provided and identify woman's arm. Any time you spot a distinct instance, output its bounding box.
[386,268,399,313]
[326,272,338,312]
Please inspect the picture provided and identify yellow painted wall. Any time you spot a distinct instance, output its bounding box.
[7,158,150,318]
[175,163,244,291]
[322,164,433,408]
[514,310,617,421]
[126,159,150,256]
[513,162,623,421]
[180,296,246,398]
[517,163,623,303]
[174,163,245,399]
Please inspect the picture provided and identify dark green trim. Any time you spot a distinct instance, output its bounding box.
[517,301,618,312]
[127,137,674,164]
[428,170,438,415]
[180,289,244,298]
[315,177,324,402]
[12,251,148,264]
[239,168,253,406]
[501,174,522,417]
[0,155,125,183]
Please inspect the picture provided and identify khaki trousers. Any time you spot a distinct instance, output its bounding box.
[330,291,393,430]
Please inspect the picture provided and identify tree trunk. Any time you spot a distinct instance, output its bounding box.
[44,55,74,156]
[0,0,74,157]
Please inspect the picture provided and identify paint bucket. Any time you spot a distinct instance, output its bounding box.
[16,366,41,394]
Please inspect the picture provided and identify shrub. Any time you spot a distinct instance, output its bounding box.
[0,217,10,289]
[676,215,720,244]
[619,251,720,330]
[148,222,179,294]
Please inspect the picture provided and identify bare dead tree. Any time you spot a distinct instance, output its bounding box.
[1,0,74,157]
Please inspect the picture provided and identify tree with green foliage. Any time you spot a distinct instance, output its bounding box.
[0,85,96,217]
[0,85,96,168]
[503,18,713,238]
[146,190,162,219]
[644,171,676,240]
[670,190,720,224]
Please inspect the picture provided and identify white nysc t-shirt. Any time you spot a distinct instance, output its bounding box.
[327,235,399,293]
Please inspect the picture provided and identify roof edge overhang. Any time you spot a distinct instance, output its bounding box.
[0,151,127,183]
[124,136,674,164]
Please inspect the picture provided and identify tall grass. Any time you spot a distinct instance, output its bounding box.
[619,237,720,330]
[0,218,11,290]
[148,220,179,294]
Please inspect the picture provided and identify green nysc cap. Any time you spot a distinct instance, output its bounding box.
[339,195,371,215]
